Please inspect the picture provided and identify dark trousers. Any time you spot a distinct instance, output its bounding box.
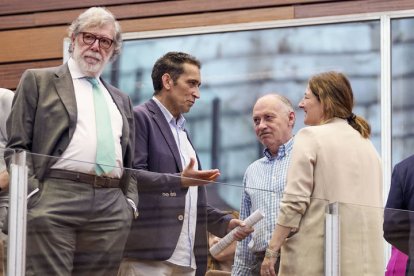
[250,251,280,276]
[26,178,132,276]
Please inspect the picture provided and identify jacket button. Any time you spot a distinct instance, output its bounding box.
[178,215,184,221]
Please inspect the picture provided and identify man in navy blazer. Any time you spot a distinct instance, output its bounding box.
[384,154,414,274]
[120,52,251,276]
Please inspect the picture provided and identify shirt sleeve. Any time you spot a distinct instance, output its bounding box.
[277,128,318,228]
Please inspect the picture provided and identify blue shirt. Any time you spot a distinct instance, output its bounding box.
[232,137,294,276]
[152,96,198,269]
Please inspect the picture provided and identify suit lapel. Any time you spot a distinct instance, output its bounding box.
[147,99,183,171]
[184,129,202,170]
[54,64,77,138]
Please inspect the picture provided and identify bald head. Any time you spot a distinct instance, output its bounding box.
[252,94,295,156]
[255,94,294,113]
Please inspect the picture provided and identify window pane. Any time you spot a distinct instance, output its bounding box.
[392,17,414,166]
[104,21,381,208]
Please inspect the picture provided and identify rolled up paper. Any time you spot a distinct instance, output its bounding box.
[209,209,265,257]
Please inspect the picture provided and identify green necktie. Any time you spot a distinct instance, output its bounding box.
[85,77,116,175]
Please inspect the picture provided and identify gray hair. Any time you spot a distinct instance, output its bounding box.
[259,94,294,113]
[67,7,122,61]
[273,94,294,113]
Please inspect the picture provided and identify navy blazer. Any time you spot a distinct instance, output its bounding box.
[124,99,230,276]
[384,154,414,274]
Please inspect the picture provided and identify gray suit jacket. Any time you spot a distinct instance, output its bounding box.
[6,63,137,204]
[124,99,230,276]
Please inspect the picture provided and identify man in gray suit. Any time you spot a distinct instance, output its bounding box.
[119,52,252,276]
[6,7,137,276]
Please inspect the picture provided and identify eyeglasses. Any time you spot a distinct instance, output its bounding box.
[80,32,114,49]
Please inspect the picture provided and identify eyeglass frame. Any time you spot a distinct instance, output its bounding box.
[79,32,114,50]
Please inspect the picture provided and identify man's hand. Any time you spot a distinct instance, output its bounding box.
[181,158,220,187]
[227,218,254,241]
[0,170,9,191]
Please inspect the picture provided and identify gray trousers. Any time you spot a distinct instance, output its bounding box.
[26,178,132,276]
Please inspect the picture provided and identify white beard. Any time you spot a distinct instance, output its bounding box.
[78,57,103,76]
[73,49,105,76]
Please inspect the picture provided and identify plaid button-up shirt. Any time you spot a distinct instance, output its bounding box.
[232,137,294,276]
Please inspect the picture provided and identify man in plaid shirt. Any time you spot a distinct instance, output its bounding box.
[232,94,295,276]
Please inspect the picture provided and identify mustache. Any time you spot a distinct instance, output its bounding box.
[85,51,102,60]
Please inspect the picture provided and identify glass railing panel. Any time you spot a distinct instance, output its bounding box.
[5,151,250,275]
[327,202,387,275]
[275,195,329,275]
[0,147,14,276]
[8,151,397,276]
[383,206,413,275]
[7,151,137,276]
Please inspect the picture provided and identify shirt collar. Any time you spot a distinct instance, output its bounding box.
[263,136,294,160]
[152,96,186,129]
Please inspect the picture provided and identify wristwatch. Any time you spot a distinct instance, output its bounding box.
[265,248,280,259]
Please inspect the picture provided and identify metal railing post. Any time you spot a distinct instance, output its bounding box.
[325,202,340,276]
[7,150,27,276]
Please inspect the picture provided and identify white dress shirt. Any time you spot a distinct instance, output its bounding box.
[51,58,123,178]
[153,96,199,269]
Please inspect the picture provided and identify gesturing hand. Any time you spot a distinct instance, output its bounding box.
[181,158,220,187]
